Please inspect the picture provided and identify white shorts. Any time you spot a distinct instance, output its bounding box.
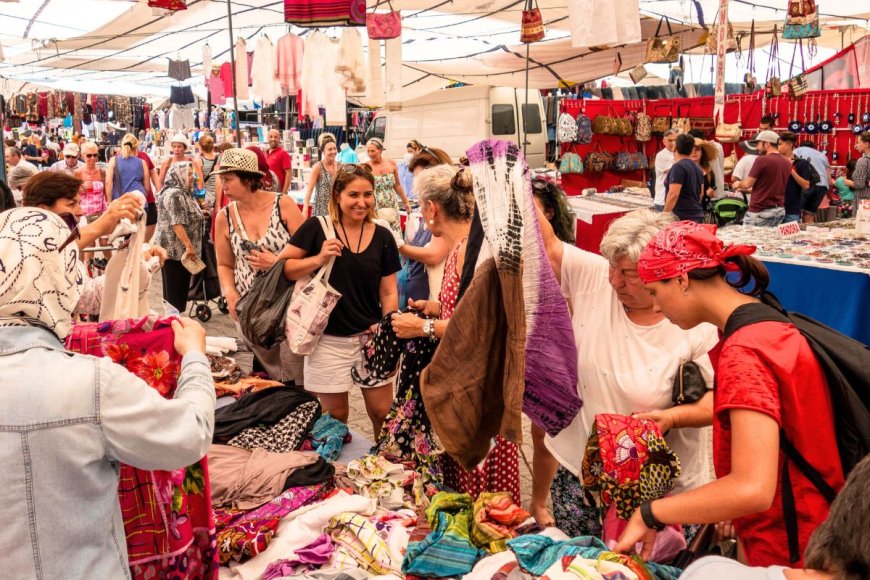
[304,333,391,394]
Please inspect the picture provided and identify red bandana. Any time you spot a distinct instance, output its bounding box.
[637,221,757,284]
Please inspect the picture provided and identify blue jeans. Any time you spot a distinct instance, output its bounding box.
[743,207,785,227]
[784,214,801,223]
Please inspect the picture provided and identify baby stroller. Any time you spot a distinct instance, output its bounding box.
[187,215,228,321]
[705,192,748,227]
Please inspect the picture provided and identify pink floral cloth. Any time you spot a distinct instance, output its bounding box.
[66,316,219,579]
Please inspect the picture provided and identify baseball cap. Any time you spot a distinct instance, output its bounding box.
[62,143,80,157]
[750,130,780,145]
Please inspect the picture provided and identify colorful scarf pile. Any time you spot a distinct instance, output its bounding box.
[582,414,681,520]
[306,413,350,462]
[327,512,402,575]
[262,534,334,580]
[471,492,531,553]
[402,492,483,577]
[213,484,323,564]
[66,317,219,579]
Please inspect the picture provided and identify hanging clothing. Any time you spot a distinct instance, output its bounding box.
[336,28,366,94]
[366,36,385,107]
[65,318,219,580]
[220,62,235,100]
[208,69,226,105]
[568,0,642,48]
[202,43,212,75]
[234,38,250,100]
[384,35,402,109]
[275,33,305,93]
[168,58,192,81]
[170,85,195,105]
[252,35,279,105]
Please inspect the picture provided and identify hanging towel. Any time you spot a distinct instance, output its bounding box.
[336,28,366,94]
[168,58,192,81]
[385,34,402,109]
[283,0,361,27]
[366,36,385,107]
[252,35,279,105]
[234,38,250,100]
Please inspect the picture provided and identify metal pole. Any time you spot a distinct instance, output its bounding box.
[225,0,242,147]
[523,43,530,156]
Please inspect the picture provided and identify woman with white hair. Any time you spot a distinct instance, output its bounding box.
[534,208,719,538]
[366,137,412,234]
[157,133,204,191]
[0,207,214,579]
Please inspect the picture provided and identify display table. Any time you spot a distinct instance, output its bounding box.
[718,225,870,344]
[567,193,653,254]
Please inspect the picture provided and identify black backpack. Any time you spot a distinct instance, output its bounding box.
[795,156,820,191]
[723,292,870,563]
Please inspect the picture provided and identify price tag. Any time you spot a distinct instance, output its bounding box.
[777,221,801,238]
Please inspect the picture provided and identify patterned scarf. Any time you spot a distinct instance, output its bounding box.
[0,208,82,339]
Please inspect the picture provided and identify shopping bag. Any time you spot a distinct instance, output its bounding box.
[520,0,545,43]
[236,259,296,349]
[285,217,343,355]
[367,0,401,39]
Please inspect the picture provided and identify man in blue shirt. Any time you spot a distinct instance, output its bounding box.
[664,133,705,223]
[794,140,830,223]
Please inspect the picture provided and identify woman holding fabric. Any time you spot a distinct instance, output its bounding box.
[303,139,339,217]
[0,207,214,579]
[532,209,718,539]
[152,150,204,313]
[279,163,401,437]
[367,138,412,234]
[391,164,522,501]
[214,148,305,382]
[615,221,845,567]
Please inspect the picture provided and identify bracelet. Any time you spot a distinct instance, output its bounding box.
[640,501,666,531]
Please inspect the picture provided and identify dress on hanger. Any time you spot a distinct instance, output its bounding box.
[234,38,250,100]
[252,35,279,105]
[275,33,305,94]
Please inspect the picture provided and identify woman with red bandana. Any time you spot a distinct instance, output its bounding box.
[615,221,844,568]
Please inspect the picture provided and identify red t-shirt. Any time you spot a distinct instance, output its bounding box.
[747,153,791,212]
[137,151,156,203]
[267,147,292,191]
[710,319,844,567]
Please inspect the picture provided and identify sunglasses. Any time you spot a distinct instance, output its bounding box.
[58,212,80,252]
[84,153,99,158]
[64,155,77,159]
[340,163,369,175]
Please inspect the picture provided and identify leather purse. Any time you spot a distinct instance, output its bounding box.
[672,361,707,406]
[367,0,402,40]
[715,98,743,143]
[766,25,783,97]
[646,17,681,63]
[520,0,545,43]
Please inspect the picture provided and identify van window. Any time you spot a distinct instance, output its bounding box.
[367,116,386,142]
[492,104,516,136]
[522,103,542,134]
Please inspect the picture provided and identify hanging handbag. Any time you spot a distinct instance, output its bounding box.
[704,17,737,54]
[367,0,402,40]
[766,25,783,97]
[614,149,647,172]
[723,150,737,173]
[671,104,691,135]
[635,111,652,142]
[646,17,681,64]
[586,144,613,173]
[743,21,758,93]
[559,152,584,174]
[715,98,743,143]
[520,0,545,44]
[651,104,672,135]
[285,216,343,355]
[592,114,616,135]
[672,360,707,406]
[783,0,821,40]
[787,40,808,100]
[629,64,648,84]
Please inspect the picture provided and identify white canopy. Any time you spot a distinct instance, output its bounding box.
[0,0,867,100]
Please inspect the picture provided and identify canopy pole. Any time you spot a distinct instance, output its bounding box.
[523,43,530,156]
[712,0,729,124]
[225,0,242,147]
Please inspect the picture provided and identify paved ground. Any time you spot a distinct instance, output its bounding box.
[149,272,539,508]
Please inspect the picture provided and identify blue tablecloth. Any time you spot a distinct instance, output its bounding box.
[763,260,870,345]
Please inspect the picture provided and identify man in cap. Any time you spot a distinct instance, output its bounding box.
[50,143,84,175]
[732,130,792,227]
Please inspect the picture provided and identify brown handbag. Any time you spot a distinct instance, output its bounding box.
[586,143,613,173]
[704,20,737,54]
[716,98,743,143]
[671,104,691,134]
[520,0,545,44]
[652,114,672,135]
[787,39,808,100]
[767,25,783,97]
[646,17,681,63]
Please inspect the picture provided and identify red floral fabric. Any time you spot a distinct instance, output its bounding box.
[66,317,219,579]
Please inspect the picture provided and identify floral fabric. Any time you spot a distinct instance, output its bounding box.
[66,317,219,579]
[550,466,603,539]
[213,484,323,564]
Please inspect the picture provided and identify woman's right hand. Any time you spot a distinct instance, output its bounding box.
[408,298,441,318]
[318,238,343,265]
[225,289,241,322]
[171,318,207,357]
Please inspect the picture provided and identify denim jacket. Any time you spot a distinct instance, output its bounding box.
[0,326,215,579]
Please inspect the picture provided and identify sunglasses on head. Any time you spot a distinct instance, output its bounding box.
[340,163,369,175]
[531,179,552,192]
[57,212,80,252]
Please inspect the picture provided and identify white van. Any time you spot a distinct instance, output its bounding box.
[363,85,547,168]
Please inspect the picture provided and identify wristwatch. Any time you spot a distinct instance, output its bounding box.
[640,501,666,531]
[422,319,436,341]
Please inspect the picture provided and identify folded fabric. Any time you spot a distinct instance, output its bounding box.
[262,533,334,580]
[402,492,483,577]
[582,414,681,521]
[506,535,680,580]
[309,413,350,462]
[227,399,321,453]
[283,456,336,488]
[215,385,321,440]
[471,492,531,553]
[347,455,408,510]
[209,444,320,510]
[214,484,323,564]
[327,512,401,575]
[206,335,238,353]
[227,492,376,580]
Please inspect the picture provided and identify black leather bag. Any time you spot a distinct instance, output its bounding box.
[672,361,707,405]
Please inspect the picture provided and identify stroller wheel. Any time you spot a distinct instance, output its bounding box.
[217,297,229,314]
[195,304,212,322]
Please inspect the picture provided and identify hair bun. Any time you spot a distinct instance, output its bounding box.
[450,168,473,193]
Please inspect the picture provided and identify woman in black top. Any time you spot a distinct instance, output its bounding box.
[281,163,401,437]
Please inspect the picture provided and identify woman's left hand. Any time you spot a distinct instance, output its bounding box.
[614,508,658,560]
[143,244,168,266]
[246,248,278,271]
[633,409,675,433]
[391,312,425,339]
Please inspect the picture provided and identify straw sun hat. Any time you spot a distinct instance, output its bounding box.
[212,148,265,176]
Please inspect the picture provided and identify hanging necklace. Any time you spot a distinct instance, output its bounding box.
[338,215,365,253]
